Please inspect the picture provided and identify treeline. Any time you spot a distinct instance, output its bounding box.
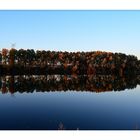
[0,48,140,75]
[0,75,139,94]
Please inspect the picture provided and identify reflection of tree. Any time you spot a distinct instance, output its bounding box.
[0,75,139,94]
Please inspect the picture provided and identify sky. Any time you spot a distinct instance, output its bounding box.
[0,10,140,59]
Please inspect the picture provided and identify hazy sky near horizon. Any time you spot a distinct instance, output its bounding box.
[0,11,140,58]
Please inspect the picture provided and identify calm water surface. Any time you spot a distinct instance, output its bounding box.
[0,85,140,130]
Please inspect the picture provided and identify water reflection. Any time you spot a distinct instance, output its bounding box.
[0,75,140,94]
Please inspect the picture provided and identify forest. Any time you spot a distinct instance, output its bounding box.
[0,48,140,75]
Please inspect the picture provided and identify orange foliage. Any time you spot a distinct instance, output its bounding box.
[2,48,8,57]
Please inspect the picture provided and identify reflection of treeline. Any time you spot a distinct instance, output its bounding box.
[0,75,140,94]
[0,48,140,75]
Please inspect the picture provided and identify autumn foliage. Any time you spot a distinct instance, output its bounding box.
[0,48,140,75]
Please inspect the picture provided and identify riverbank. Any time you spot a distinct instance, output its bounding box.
[0,49,140,75]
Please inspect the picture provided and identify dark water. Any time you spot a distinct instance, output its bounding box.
[0,75,140,130]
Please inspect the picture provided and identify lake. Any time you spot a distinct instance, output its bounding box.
[0,75,140,130]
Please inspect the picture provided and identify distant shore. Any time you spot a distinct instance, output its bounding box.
[0,48,140,75]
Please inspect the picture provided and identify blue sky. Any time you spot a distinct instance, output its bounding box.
[0,10,140,59]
